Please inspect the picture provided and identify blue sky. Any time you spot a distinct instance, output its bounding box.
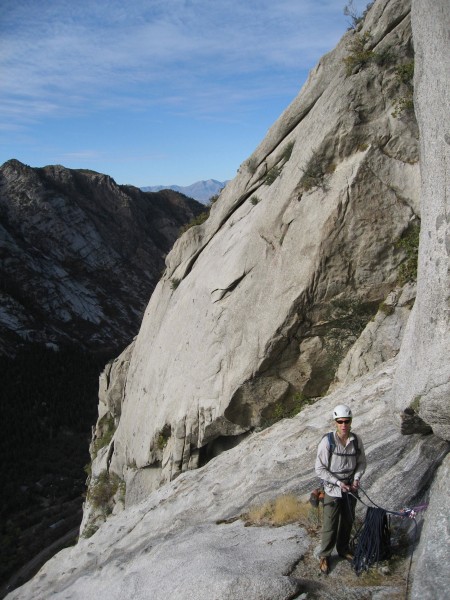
[0,0,368,187]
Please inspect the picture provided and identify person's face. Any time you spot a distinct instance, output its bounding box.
[335,418,352,434]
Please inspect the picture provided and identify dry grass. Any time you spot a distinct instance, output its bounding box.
[272,495,307,524]
[246,502,273,524]
[244,494,322,532]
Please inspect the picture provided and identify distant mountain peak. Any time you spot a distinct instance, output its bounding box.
[142,179,229,204]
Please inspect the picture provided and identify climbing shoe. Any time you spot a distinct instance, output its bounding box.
[338,551,354,561]
[319,557,329,575]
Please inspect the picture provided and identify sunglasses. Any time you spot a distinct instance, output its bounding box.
[336,419,351,424]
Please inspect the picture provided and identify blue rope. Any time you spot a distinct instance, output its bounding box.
[349,485,418,598]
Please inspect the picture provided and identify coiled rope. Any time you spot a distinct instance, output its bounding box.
[350,505,392,574]
[349,485,421,598]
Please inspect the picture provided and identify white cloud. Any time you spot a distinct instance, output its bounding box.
[0,0,353,127]
[58,150,167,163]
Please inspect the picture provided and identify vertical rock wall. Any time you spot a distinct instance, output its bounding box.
[393,0,450,441]
[405,1,450,597]
[83,0,423,515]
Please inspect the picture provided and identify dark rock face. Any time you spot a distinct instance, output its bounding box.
[0,159,204,593]
[400,407,433,435]
[0,159,204,355]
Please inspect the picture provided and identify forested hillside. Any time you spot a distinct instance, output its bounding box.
[0,346,109,590]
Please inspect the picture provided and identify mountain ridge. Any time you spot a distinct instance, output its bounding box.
[142,178,229,203]
[0,159,204,355]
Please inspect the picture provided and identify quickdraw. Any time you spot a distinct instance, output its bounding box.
[399,504,428,520]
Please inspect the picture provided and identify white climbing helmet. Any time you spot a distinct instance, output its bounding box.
[333,404,353,420]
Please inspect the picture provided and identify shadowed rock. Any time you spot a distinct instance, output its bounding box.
[0,161,204,354]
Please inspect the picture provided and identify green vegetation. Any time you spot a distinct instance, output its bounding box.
[91,413,116,457]
[392,95,414,118]
[299,150,329,191]
[378,301,395,316]
[372,46,395,68]
[263,141,295,186]
[250,196,261,205]
[395,224,420,284]
[179,210,210,235]
[395,61,414,85]
[281,141,295,163]
[178,189,223,237]
[156,425,171,450]
[81,524,100,539]
[392,61,415,118]
[264,165,283,185]
[157,432,169,449]
[410,395,421,413]
[410,396,422,413]
[342,6,414,117]
[88,470,121,512]
[246,157,258,175]
[209,193,220,205]
[320,298,377,384]
[343,5,415,119]
[328,297,375,332]
[262,392,315,428]
[288,391,315,417]
[171,278,181,290]
[343,31,376,75]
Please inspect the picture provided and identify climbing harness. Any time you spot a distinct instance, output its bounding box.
[325,431,360,470]
[325,432,360,488]
[311,431,360,501]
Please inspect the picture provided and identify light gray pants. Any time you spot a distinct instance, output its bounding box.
[320,492,356,557]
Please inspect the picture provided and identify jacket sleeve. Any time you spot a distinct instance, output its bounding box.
[315,435,341,487]
[353,435,366,481]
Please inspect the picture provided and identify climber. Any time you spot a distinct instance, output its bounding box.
[315,404,366,575]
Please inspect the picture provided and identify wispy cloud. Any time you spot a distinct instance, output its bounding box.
[1,0,352,127]
[57,150,168,163]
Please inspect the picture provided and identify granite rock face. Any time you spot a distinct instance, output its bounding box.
[411,454,450,600]
[329,282,416,392]
[0,160,203,355]
[94,0,421,507]
[6,362,449,599]
[392,0,450,442]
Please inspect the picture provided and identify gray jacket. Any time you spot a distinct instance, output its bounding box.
[315,431,366,498]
